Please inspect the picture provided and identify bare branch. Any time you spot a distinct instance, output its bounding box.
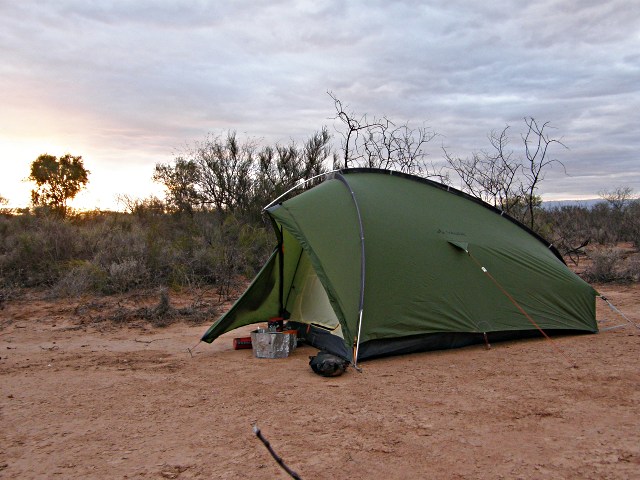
[445,118,568,231]
[329,92,439,177]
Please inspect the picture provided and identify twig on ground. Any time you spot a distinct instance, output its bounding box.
[39,345,59,351]
[134,337,171,344]
[253,424,302,480]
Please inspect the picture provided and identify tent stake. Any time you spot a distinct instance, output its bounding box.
[187,340,202,358]
[483,332,492,350]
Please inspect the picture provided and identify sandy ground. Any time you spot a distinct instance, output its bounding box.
[1,282,639,480]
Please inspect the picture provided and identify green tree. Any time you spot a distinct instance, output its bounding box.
[152,156,202,214]
[155,129,332,223]
[28,153,90,217]
[194,131,255,215]
[252,128,332,214]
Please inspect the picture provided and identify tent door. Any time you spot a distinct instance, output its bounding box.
[285,251,344,339]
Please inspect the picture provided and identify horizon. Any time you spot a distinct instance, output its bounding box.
[0,165,619,214]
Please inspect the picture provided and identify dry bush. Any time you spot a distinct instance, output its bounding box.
[107,258,148,293]
[584,248,621,282]
[628,203,640,249]
[583,248,638,283]
[1,206,273,297]
[52,260,107,297]
[0,283,20,314]
[623,254,640,282]
[102,289,219,327]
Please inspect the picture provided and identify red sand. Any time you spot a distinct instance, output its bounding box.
[1,282,639,479]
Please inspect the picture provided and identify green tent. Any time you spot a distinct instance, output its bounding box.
[201,169,597,364]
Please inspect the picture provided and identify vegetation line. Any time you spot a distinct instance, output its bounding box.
[1,96,638,309]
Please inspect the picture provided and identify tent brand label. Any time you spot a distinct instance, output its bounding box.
[437,228,466,237]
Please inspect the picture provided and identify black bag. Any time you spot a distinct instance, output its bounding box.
[309,351,348,377]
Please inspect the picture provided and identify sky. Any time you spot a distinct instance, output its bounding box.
[1,0,639,210]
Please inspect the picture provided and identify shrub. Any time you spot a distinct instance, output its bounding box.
[583,248,624,283]
[90,221,147,269]
[53,260,107,296]
[107,258,148,293]
[627,202,640,249]
[623,255,640,282]
[0,214,81,286]
[0,207,275,295]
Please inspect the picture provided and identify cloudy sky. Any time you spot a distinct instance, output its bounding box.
[1,0,639,209]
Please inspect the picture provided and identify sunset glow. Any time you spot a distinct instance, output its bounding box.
[1,2,638,211]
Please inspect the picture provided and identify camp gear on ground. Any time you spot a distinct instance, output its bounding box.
[250,329,297,358]
[232,337,252,349]
[309,351,349,377]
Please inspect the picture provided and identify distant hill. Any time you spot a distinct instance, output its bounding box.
[541,199,604,210]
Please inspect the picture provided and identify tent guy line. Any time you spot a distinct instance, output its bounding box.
[600,296,640,332]
[465,247,578,368]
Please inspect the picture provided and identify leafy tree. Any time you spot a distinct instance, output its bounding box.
[194,131,255,215]
[28,153,90,217]
[154,130,332,223]
[252,128,331,214]
[152,157,202,214]
[154,132,258,218]
[0,194,7,206]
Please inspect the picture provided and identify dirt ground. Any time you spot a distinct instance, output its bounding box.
[1,281,639,479]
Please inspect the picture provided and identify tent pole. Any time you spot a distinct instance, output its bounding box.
[262,170,340,212]
[335,172,366,367]
[278,226,284,316]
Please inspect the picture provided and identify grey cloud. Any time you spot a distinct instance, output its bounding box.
[0,0,638,204]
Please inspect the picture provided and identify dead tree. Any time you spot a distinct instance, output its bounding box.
[329,92,446,180]
[444,118,566,232]
[520,117,567,230]
[443,126,521,213]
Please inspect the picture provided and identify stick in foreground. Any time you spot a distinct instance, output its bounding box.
[252,424,302,480]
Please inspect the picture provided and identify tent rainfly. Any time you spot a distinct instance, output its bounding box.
[201,169,597,365]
